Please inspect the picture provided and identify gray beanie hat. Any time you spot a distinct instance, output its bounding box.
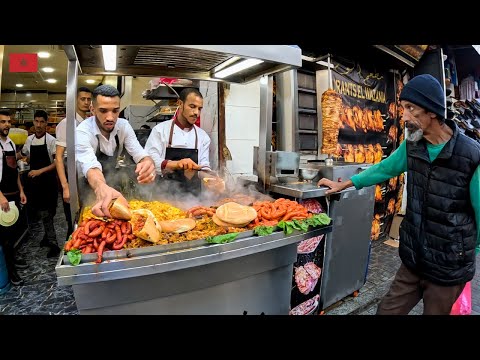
[399,74,446,119]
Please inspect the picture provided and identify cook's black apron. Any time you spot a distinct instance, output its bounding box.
[0,141,22,275]
[24,136,58,212]
[95,134,122,180]
[0,142,18,195]
[82,134,136,202]
[163,121,201,195]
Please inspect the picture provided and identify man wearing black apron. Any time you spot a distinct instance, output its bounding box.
[21,110,60,258]
[145,88,223,197]
[75,85,156,219]
[55,86,92,242]
[0,110,28,286]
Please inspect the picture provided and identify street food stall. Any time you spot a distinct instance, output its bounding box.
[55,45,335,315]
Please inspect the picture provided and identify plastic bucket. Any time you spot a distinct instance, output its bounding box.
[0,245,11,294]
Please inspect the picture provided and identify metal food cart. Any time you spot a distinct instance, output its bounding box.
[55,45,337,315]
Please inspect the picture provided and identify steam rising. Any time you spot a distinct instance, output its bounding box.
[80,166,273,211]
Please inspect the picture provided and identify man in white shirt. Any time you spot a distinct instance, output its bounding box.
[76,85,156,218]
[145,88,222,196]
[0,110,28,285]
[21,110,60,258]
[55,86,92,242]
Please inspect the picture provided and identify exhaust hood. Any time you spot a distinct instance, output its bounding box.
[63,45,302,84]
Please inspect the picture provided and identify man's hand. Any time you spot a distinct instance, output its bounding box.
[135,157,156,184]
[28,169,43,178]
[20,191,27,205]
[176,158,201,171]
[317,178,353,194]
[62,185,70,203]
[91,183,126,218]
[0,193,10,212]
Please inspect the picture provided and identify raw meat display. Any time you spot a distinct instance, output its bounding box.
[289,294,320,315]
[299,199,323,214]
[294,262,322,295]
[297,235,324,254]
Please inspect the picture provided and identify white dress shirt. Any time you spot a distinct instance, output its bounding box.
[0,136,16,184]
[21,133,57,163]
[76,116,149,177]
[145,119,211,174]
[55,112,85,157]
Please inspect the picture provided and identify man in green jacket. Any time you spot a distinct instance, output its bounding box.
[318,74,480,315]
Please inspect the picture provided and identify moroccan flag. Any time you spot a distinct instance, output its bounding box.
[9,53,38,72]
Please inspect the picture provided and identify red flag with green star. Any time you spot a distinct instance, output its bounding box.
[9,53,38,72]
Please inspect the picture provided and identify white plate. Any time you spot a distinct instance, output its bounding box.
[0,201,19,227]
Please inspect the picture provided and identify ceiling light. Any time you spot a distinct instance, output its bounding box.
[16,83,23,87]
[213,58,264,79]
[38,52,50,58]
[102,45,117,71]
[85,79,96,84]
[473,45,480,55]
[26,93,31,97]
[46,79,57,83]
[42,67,54,73]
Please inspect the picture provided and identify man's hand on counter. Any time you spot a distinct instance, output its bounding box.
[317,178,353,194]
[92,183,126,218]
[135,156,156,184]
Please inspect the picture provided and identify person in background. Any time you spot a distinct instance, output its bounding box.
[0,110,28,285]
[21,110,60,258]
[318,74,480,315]
[75,84,156,218]
[55,86,92,242]
[145,87,222,195]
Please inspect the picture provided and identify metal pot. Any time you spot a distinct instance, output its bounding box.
[299,168,319,181]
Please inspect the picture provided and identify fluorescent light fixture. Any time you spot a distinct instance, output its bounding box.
[42,67,54,73]
[85,79,96,84]
[16,83,23,87]
[37,51,50,58]
[473,45,480,55]
[214,58,263,79]
[46,79,57,83]
[102,45,117,71]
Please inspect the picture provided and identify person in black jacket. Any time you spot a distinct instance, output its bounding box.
[319,74,480,315]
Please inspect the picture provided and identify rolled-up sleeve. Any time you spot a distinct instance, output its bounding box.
[198,131,211,168]
[145,125,167,174]
[55,119,67,148]
[76,128,102,177]
[122,121,149,164]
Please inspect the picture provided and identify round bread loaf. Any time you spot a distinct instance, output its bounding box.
[215,202,257,225]
[212,214,250,228]
[157,218,196,233]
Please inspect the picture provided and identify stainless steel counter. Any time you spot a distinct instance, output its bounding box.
[56,225,332,315]
[269,183,346,199]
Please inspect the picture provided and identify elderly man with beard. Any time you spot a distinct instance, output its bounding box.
[76,85,156,219]
[318,74,480,315]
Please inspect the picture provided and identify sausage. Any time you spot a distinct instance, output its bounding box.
[88,225,105,238]
[105,231,117,244]
[112,234,128,250]
[95,240,106,264]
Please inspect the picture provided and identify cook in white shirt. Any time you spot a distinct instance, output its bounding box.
[76,85,155,218]
[55,86,92,241]
[145,88,223,195]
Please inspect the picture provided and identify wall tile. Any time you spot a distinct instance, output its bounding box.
[225,105,260,142]
[226,81,260,108]
[225,139,257,175]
